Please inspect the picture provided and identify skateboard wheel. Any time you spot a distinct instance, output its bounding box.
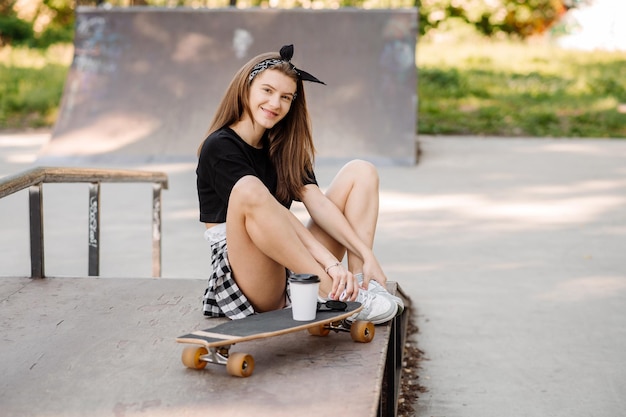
[308,324,330,337]
[226,352,255,377]
[350,321,375,343]
[182,346,208,369]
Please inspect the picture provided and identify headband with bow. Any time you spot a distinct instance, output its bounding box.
[248,44,326,87]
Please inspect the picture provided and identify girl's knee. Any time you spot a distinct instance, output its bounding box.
[345,159,379,185]
[230,176,272,208]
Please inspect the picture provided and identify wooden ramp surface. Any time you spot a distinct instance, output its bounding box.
[1,277,392,417]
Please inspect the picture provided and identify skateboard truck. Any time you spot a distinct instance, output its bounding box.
[204,346,230,366]
[183,344,255,378]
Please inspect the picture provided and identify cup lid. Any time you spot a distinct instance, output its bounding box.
[288,273,320,284]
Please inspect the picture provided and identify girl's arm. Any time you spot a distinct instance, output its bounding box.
[300,184,387,288]
[284,208,358,300]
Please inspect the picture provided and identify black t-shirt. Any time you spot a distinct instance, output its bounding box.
[196,127,317,223]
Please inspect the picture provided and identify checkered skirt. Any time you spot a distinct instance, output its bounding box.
[202,235,255,320]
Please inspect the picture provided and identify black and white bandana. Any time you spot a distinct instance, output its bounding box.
[248,44,326,90]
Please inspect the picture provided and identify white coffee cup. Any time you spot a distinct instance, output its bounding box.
[288,273,320,321]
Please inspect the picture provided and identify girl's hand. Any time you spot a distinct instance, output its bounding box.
[327,264,359,301]
[361,255,388,290]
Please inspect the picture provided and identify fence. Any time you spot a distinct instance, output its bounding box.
[0,167,168,278]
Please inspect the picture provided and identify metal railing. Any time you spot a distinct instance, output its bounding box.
[0,166,169,278]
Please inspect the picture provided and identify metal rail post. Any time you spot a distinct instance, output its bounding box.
[88,182,101,276]
[29,184,45,278]
[152,183,162,277]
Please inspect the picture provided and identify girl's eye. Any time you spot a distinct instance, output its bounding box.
[281,95,292,101]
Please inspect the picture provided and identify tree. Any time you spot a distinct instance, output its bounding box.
[0,1,34,46]
[417,0,590,38]
[1,0,74,47]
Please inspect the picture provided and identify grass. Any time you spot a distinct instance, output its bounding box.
[1,39,625,138]
[0,44,72,130]
[417,39,626,138]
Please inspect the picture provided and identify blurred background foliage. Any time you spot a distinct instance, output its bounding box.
[417,0,591,39]
[1,0,624,137]
[1,0,592,48]
[1,0,74,48]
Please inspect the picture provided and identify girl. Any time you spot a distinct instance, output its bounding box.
[196,44,403,324]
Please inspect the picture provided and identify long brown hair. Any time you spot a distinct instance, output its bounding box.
[198,52,316,204]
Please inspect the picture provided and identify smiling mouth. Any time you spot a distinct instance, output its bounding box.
[261,107,278,118]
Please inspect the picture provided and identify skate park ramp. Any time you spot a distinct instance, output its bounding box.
[39,8,417,165]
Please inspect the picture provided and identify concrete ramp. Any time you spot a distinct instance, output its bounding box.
[41,7,418,165]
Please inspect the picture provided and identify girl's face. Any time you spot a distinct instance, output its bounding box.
[246,69,297,130]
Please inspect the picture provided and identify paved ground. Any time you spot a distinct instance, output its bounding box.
[1,131,626,416]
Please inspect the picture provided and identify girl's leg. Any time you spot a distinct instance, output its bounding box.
[225,176,329,312]
[307,160,380,272]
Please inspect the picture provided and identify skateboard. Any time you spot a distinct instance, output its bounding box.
[176,301,374,377]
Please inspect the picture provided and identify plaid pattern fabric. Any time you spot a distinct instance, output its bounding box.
[202,236,255,320]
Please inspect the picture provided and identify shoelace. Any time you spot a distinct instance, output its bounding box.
[357,290,375,309]
[338,289,375,309]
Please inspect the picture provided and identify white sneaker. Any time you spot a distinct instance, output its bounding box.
[355,273,405,314]
[345,288,398,325]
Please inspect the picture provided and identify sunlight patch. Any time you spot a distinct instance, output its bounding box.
[537,276,626,302]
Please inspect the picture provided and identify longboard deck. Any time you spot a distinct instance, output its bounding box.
[177,301,363,348]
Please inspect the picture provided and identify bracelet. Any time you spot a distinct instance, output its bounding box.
[324,262,342,274]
